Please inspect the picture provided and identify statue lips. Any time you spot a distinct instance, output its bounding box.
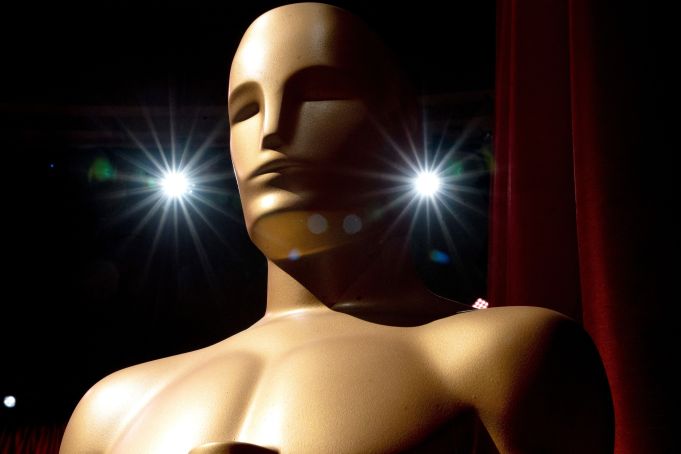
[248,159,307,180]
[247,159,327,199]
[248,159,352,206]
[249,158,376,206]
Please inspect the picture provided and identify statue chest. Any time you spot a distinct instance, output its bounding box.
[110,336,475,454]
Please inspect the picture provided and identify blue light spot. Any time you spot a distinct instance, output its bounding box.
[342,214,362,235]
[307,214,328,234]
[429,249,450,264]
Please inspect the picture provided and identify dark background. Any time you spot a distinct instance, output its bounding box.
[0,0,495,426]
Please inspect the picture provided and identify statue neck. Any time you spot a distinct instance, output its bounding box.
[262,234,464,326]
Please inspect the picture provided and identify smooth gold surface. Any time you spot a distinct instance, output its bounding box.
[61,3,613,453]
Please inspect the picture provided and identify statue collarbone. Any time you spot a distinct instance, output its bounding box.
[62,305,586,453]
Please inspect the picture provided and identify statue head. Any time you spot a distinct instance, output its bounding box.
[228,2,414,261]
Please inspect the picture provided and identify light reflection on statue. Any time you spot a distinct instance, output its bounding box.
[60,3,613,453]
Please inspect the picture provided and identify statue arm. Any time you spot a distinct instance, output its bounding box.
[476,309,614,453]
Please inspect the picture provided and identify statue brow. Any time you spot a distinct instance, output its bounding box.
[229,65,352,102]
[284,65,355,88]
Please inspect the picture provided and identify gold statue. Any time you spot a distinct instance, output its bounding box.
[61,3,613,453]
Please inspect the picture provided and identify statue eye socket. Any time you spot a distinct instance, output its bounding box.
[301,88,352,102]
[232,102,259,124]
[299,80,356,102]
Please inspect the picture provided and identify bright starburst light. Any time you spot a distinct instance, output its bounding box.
[355,107,491,276]
[160,170,192,199]
[414,171,441,197]
[95,100,242,290]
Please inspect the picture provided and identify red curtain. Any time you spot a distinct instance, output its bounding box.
[0,424,65,454]
[490,0,669,453]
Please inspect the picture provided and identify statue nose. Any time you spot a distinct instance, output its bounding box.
[261,92,285,150]
[262,131,284,150]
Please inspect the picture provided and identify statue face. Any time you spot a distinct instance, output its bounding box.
[228,4,403,260]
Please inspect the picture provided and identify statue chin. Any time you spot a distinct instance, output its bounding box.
[250,209,379,261]
[189,441,278,454]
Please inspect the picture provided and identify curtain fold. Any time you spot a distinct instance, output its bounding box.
[490,0,581,320]
[490,0,668,452]
[0,424,65,454]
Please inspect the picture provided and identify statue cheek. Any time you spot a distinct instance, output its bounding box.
[230,119,263,181]
[287,100,369,162]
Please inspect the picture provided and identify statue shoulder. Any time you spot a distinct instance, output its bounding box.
[421,306,613,453]
[420,305,574,357]
[60,351,195,453]
[60,329,264,454]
